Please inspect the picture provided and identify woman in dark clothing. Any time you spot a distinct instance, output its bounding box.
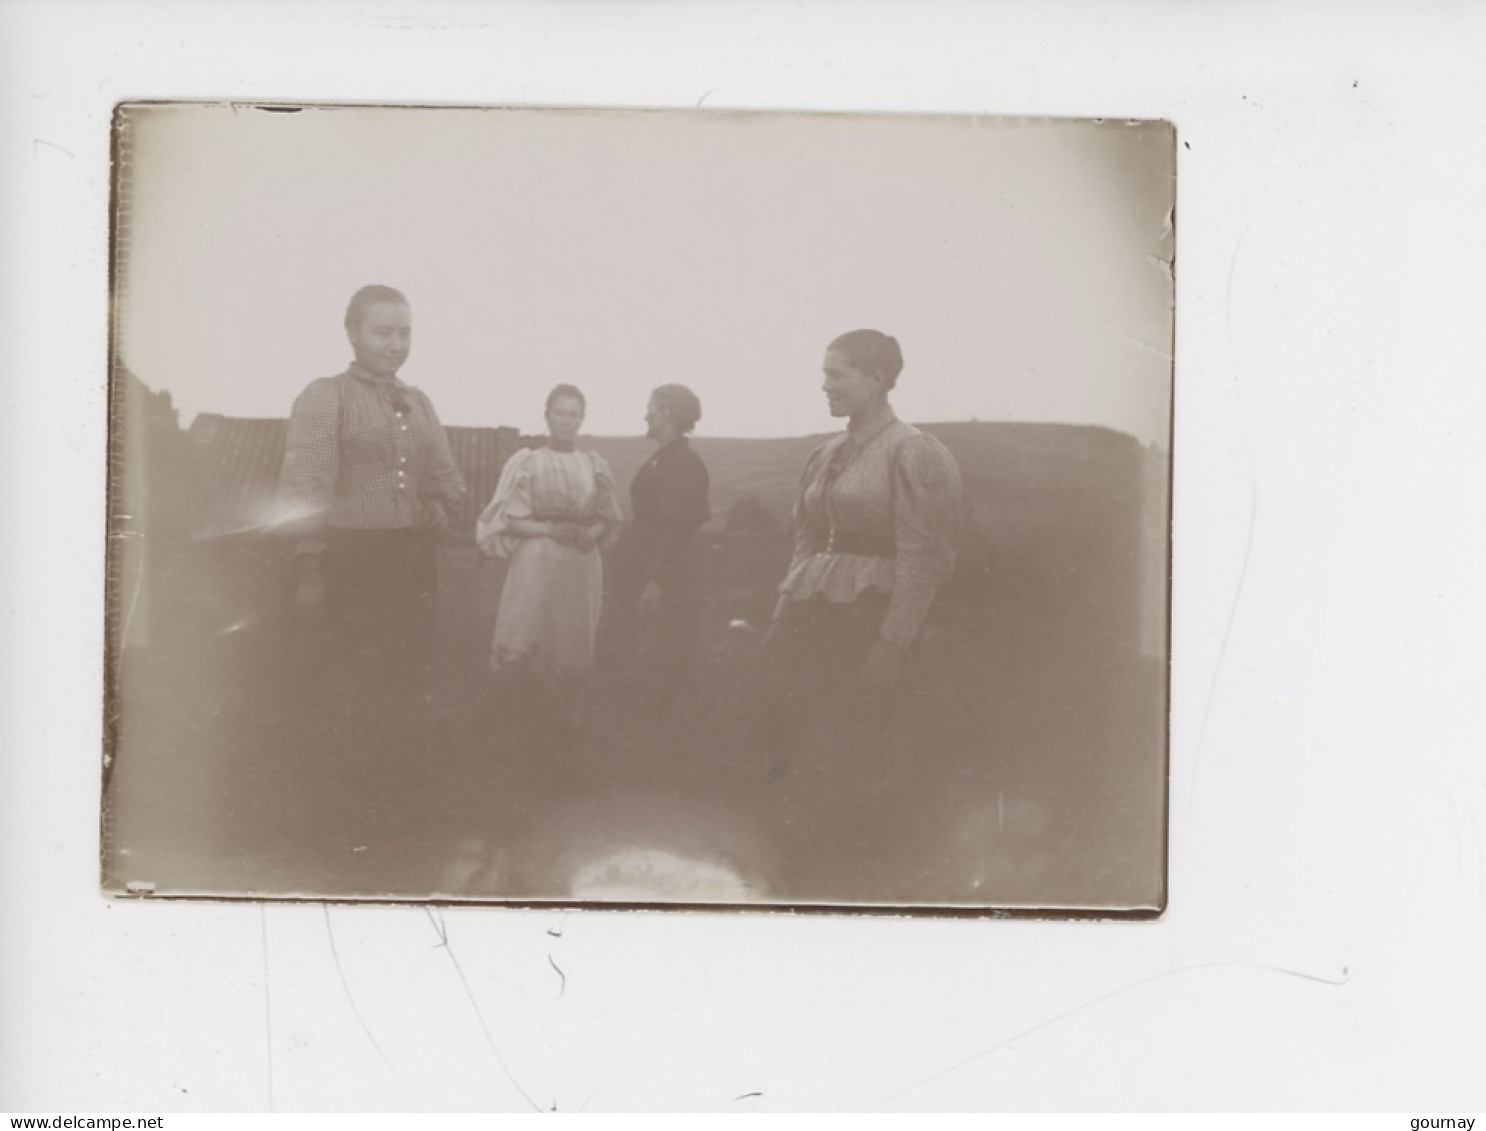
[597,384,710,706]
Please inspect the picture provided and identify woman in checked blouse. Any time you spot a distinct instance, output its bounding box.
[766,329,962,711]
[278,284,466,702]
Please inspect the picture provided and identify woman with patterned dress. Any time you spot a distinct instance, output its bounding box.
[476,385,622,683]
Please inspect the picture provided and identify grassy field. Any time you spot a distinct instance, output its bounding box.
[585,420,1151,540]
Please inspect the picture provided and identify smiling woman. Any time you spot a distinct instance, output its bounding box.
[277,283,467,709]
[760,330,964,850]
[345,285,413,380]
[769,329,963,683]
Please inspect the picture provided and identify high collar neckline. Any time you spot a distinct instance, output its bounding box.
[844,406,898,446]
[348,361,406,388]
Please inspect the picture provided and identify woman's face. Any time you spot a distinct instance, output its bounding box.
[348,301,412,380]
[546,395,585,446]
[644,395,671,440]
[821,347,884,419]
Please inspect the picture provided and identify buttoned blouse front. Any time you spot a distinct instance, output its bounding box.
[279,363,466,543]
[778,413,963,651]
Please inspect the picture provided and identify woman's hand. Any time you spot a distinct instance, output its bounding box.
[860,637,907,689]
[547,522,598,551]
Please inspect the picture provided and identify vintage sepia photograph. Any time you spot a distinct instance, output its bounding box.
[103,103,1173,912]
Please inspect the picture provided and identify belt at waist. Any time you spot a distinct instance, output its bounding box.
[820,529,895,559]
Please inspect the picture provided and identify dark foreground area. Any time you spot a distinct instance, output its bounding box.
[102,529,1166,912]
[104,404,1168,910]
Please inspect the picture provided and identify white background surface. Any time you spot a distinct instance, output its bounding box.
[2,0,1483,1113]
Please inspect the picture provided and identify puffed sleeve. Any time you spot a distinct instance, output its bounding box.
[590,452,625,528]
[879,431,963,651]
[277,376,341,553]
[475,447,535,559]
[413,390,467,511]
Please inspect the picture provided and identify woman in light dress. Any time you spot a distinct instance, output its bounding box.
[476,385,622,683]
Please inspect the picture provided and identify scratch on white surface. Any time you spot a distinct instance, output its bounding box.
[1182,225,1258,852]
[425,910,543,1112]
[424,905,448,948]
[577,1073,609,1113]
[323,905,412,1104]
[33,137,74,159]
[867,959,1349,1110]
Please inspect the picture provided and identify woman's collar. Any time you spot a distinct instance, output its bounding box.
[846,405,898,444]
[347,361,406,388]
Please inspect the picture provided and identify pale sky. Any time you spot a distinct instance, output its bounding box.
[119,104,1173,444]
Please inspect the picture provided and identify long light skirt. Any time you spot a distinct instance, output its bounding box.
[491,537,604,675]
